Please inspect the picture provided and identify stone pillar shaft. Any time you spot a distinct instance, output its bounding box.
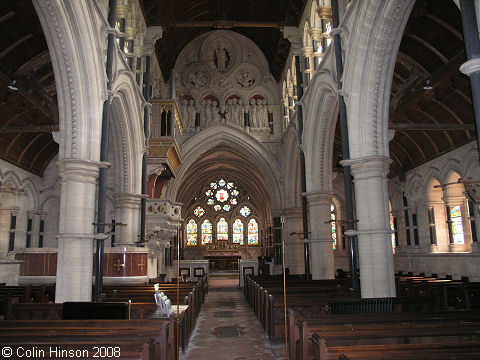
[346,156,395,297]
[284,208,304,274]
[114,193,142,246]
[55,159,101,303]
[307,192,335,279]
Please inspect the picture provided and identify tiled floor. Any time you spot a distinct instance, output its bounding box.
[182,277,286,360]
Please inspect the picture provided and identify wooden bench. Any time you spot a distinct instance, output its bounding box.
[0,318,175,360]
[312,337,480,360]
[293,313,480,360]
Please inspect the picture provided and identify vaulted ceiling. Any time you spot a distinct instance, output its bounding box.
[0,0,476,181]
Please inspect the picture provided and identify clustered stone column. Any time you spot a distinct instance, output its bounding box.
[307,191,335,279]
[344,156,396,297]
[55,159,102,302]
[302,45,313,85]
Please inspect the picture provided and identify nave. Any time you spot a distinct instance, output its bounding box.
[184,277,285,360]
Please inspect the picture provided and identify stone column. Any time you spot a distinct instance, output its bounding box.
[114,193,142,246]
[344,156,395,297]
[307,191,335,279]
[283,207,304,274]
[302,46,313,85]
[0,207,16,256]
[309,28,323,70]
[55,159,101,303]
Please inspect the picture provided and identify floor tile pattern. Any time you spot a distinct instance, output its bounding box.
[183,278,286,360]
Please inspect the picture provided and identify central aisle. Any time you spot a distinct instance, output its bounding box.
[183,277,285,360]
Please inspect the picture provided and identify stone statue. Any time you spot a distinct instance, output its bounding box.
[211,101,221,123]
[236,99,245,126]
[249,99,258,127]
[187,99,196,128]
[181,99,188,127]
[199,100,207,129]
[205,99,212,127]
[215,43,228,73]
[225,99,233,123]
[257,99,267,128]
[261,99,269,128]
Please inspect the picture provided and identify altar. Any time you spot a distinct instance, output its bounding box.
[203,240,241,272]
[204,255,241,272]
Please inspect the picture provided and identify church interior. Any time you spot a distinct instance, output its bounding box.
[2,0,480,359]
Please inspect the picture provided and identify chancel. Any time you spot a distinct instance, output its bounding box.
[2,0,480,359]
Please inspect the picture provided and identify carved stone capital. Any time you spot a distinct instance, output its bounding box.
[57,159,108,183]
[309,28,323,42]
[341,156,392,179]
[114,192,144,207]
[317,6,333,21]
[302,46,313,57]
[460,58,480,76]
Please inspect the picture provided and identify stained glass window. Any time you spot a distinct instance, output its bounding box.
[451,205,465,244]
[207,199,215,205]
[240,206,251,217]
[216,189,229,202]
[331,204,337,250]
[389,202,395,248]
[223,205,231,211]
[217,218,228,240]
[233,219,244,244]
[205,189,213,197]
[194,207,205,217]
[210,182,217,189]
[218,179,226,187]
[227,182,234,189]
[214,204,221,212]
[186,219,197,246]
[202,220,212,244]
[231,189,239,196]
[230,198,238,205]
[248,218,259,245]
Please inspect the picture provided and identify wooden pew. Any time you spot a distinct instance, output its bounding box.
[312,337,480,360]
[291,311,480,360]
[0,318,175,360]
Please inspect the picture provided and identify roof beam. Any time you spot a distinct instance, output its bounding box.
[0,125,59,133]
[0,11,15,24]
[390,123,475,131]
[0,34,33,60]
[162,21,284,29]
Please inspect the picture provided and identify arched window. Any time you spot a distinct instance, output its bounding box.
[331,204,337,249]
[248,218,259,245]
[217,217,228,241]
[233,219,244,245]
[201,219,213,245]
[184,178,261,247]
[389,201,397,249]
[449,205,465,244]
[186,219,197,246]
